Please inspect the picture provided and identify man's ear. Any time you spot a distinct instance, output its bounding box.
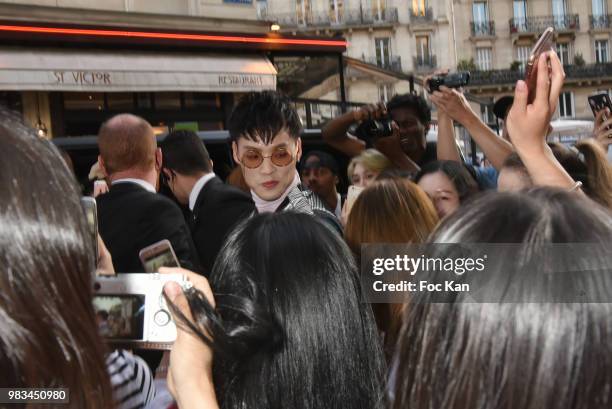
[98,155,110,179]
[209,159,214,171]
[155,148,162,172]
[232,141,240,165]
[295,137,303,162]
[335,175,339,185]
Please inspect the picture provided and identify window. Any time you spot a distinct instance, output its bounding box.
[556,43,571,65]
[476,47,492,70]
[379,83,394,102]
[296,0,311,25]
[472,1,488,23]
[329,0,344,24]
[372,0,386,20]
[416,35,430,61]
[552,0,567,28]
[375,37,391,68]
[558,92,574,118]
[517,45,531,71]
[596,40,609,63]
[513,0,527,28]
[412,0,426,16]
[593,0,607,16]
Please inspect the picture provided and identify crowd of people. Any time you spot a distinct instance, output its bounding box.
[2,49,612,409]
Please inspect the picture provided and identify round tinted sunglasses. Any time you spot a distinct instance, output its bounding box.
[240,147,294,169]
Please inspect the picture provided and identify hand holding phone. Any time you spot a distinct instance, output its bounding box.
[139,239,180,273]
[588,92,612,129]
[525,27,555,104]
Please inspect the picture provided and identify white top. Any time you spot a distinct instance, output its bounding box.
[189,173,217,211]
[112,178,156,193]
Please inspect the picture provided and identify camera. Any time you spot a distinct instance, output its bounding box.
[354,116,394,140]
[92,273,191,350]
[427,71,471,93]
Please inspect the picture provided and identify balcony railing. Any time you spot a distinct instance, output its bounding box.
[468,63,612,86]
[509,14,579,34]
[470,21,495,36]
[265,8,399,29]
[410,7,433,23]
[413,55,437,71]
[590,14,612,29]
[365,56,402,72]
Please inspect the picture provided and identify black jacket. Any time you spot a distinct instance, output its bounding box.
[191,177,255,274]
[97,182,200,273]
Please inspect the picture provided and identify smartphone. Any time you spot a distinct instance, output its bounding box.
[139,239,180,273]
[345,185,365,216]
[80,197,99,260]
[589,92,612,133]
[525,27,555,104]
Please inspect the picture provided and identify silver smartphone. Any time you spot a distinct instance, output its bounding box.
[138,239,180,273]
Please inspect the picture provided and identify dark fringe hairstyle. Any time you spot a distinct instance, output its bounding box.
[228,91,302,144]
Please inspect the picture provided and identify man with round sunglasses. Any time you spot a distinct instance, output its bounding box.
[228,91,341,232]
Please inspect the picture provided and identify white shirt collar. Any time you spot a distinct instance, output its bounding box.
[189,173,216,211]
[112,178,156,193]
[334,192,342,219]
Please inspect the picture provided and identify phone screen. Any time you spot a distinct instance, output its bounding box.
[93,294,145,340]
[80,197,98,260]
[143,250,179,273]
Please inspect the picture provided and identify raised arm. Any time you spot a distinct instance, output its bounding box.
[321,103,385,157]
[430,86,513,169]
[506,51,577,190]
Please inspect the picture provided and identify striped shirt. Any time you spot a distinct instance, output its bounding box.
[107,349,156,409]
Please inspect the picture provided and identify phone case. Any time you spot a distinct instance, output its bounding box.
[525,27,555,103]
[138,239,179,273]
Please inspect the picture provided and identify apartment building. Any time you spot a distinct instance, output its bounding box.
[260,0,457,103]
[455,0,612,120]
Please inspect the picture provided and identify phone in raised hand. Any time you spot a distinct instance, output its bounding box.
[525,27,555,104]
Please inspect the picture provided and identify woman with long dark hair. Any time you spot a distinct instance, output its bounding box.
[0,110,114,408]
[162,212,386,409]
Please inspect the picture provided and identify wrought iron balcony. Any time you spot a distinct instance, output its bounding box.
[509,14,579,34]
[410,7,433,24]
[265,7,399,29]
[470,21,495,37]
[468,63,612,86]
[413,55,437,71]
[365,55,402,73]
[590,14,612,29]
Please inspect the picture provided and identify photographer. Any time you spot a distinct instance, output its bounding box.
[321,94,437,172]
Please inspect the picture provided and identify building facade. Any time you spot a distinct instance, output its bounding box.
[455,0,612,121]
[260,0,456,103]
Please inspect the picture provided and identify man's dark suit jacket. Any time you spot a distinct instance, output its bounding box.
[191,176,255,274]
[97,182,200,273]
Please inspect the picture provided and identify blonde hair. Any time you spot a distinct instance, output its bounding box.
[347,149,393,180]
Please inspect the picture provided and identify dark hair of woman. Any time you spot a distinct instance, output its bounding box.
[176,212,386,409]
[414,160,480,202]
[390,188,612,409]
[0,109,113,408]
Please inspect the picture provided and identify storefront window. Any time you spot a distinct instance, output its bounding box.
[184,92,220,109]
[154,92,181,109]
[63,93,105,110]
[107,93,134,110]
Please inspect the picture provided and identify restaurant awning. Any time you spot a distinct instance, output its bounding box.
[0,47,277,92]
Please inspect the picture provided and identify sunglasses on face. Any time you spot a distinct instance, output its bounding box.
[240,146,294,169]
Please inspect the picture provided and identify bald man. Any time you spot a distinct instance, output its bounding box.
[96,114,199,273]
